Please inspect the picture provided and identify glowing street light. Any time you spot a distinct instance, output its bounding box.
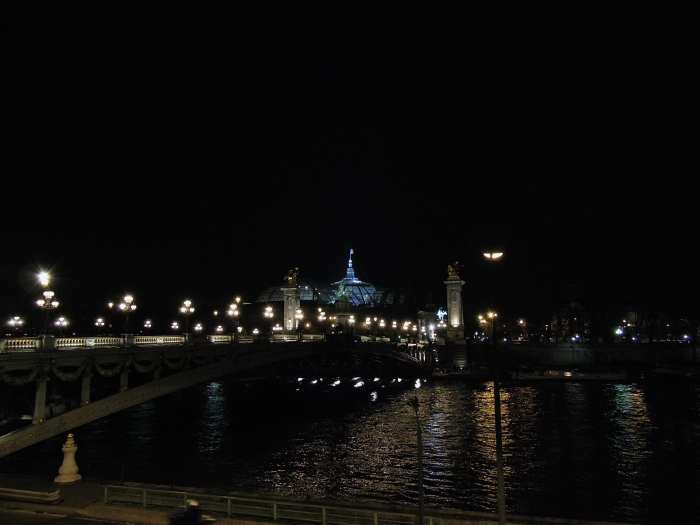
[180,299,195,334]
[483,252,504,261]
[36,289,60,334]
[194,322,203,332]
[37,270,51,288]
[264,306,274,319]
[7,316,25,334]
[95,317,105,328]
[295,308,304,339]
[143,319,152,329]
[118,294,137,333]
[215,325,224,333]
[54,316,69,330]
[171,321,180,331]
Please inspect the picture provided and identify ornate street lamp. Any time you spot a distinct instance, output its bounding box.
[295,308,304,340]
[179,300,195,335]
[483,249,505,525]
[227,299,241,341]
[6,316,25,335]
[118,294,137,334]
[54,316,69,333]
[36,290,60,334]
[264,305,274,336]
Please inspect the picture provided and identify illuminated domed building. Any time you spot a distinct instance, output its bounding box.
[256,249,407,309]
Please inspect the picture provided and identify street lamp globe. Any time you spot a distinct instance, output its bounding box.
[37,270,51,288]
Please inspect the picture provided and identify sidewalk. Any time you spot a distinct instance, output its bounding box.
[0,474,173,525]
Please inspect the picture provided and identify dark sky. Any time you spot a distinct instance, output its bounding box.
[1,19,695,329]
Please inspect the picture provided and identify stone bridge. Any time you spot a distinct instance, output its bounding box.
[0,335,432,458]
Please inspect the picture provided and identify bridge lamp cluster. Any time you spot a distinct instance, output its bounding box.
[94,317,105,327]
[364,317,371,327]
[272,323,283,331]
[180,300,195,315]
[54,316,69,328]
[227,303,239,317]
[36,290,60,309]
[483,252,504,261]
[379,319,386,328]
[171,321,180,330]
[7,316,24,328]
[118,294,137,312]
[194,323,203,332]
[317,308,327,322]
[264,305,274,319]
[215,325,224,333]
[252,328,260,335]
[144,319,152,329]
[348,315,355,325]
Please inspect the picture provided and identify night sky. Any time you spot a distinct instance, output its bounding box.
[2,20,695,329]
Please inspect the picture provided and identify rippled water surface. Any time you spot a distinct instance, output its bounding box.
[3,379,700,523]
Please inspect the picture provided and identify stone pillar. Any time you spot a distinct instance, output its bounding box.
[54,433,82,484]
[444,276,466,343]
[282,286,300,332]
[40,335,56,351]
[33,371,48,424]
[80,370,92,406]
[119,366,129,392]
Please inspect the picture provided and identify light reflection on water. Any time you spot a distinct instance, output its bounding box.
[2,379,699,523]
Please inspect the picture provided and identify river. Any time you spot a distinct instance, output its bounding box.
[2,377,699,523]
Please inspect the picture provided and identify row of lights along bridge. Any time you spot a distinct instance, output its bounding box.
[4,271,438,340]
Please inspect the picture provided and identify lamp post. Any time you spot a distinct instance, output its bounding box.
[54,316,69,333]
[118,294,137,334]
[94,317,105,334]
[36,290,60,335]
[264,305,274,337]
[180,300,195,336]
[227,300,241,342]
[7,316,25,335]
[295,308,304,341]
[483,251,506,525]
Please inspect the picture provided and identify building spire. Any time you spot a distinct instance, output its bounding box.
[345,248,356,281]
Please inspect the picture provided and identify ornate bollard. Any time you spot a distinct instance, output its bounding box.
[54,433,82,484]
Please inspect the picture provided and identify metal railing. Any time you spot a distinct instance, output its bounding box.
[103,485,419,525]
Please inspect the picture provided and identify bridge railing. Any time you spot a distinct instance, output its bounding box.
[207,335,233,344]
[103,484,420,525]
[133,335,186,345]
[0,337,41,352]
[56,336,123,349]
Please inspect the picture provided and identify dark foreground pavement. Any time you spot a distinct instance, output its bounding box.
[0,510,120,524]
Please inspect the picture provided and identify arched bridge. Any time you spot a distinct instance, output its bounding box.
[0,334,432,458]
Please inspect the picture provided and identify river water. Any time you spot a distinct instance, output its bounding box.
[2,378,699,523]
